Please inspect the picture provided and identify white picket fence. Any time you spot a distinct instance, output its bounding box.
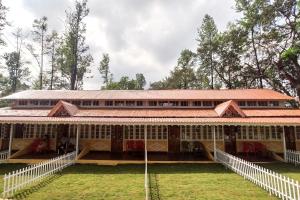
[286,150,300,165]
[216,149,300,200]
[0,150,9,163]
[2,151,76,198]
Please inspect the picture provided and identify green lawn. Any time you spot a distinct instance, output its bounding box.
[0,163,297,199]
[261,162,300,181]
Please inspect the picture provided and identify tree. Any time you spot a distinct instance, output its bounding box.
[135,73,146,90]
[0,0,8,45]
[98,53,111,88]
[213,24,249,89]
[2,52,30,93]
[234,0,300,96]
[196,14,218,89]
[106,73,147,90]
[45,31,63,90]
[32,16,48,89]
[150,49,199,89]
[59,0,92,90]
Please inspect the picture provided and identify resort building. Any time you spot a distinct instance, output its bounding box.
[0,89,299,163]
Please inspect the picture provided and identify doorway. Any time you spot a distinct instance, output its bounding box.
[224,125,237,154]
[285,126,296,151]
[111,125,123,152]
[168,126,180,153]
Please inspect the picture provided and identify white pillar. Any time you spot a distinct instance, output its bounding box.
[144,125,148,200]
[76,124,80,159]
[8,124,13,158]
[213,125,216,161]
[282,126,287,162]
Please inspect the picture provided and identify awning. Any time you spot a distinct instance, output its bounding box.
[0,116,300,126]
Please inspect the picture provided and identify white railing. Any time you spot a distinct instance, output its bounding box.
[0,150,9,163]
[286,150,300,165]
[216,149,300,200]
[3,151,76,198]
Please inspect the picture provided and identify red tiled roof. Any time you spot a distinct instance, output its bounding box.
[75,109,218,118]
[0,116,299,125]
[214,100,246,117]
[243,109,300,117]
[2,89,294,100]
[1,108,300,118]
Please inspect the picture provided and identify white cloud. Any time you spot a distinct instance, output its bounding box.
[2,0,240,89]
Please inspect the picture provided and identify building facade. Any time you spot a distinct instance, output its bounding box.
[0,89,299,163]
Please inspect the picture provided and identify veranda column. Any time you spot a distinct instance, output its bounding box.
[8,124,13,158]
[144,125,148,200]
[282,125,287,162]
[213,125,216,161]
[76,124,80,159]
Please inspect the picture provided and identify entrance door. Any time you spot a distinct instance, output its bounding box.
[111,125,123,152]
[224,126,237,154]
[285,126,296,150]
[168,126,180,153]
[56,124,69,149]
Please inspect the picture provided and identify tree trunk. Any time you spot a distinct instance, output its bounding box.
[251,27,263,88]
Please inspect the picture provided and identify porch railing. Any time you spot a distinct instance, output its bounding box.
[286,150,300,165]
[2,151,76,198]
[0,150,9,163]
[216,149,300,200]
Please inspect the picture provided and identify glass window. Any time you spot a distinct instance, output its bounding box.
[258,101,268,107]
[296,127,300,140]
[269,101,279,107]
[149,101,157,106]
[19,100,28,106]
[29,100,39,106]
[247,101,257,107]
[72,101,81,106]
[151,126,156,139]
[238,101,246,107]
[169,101,179,106]
[105,101,113,106]
[192,101,202,106]
[115,101,124,106]
[271,126,276,139]
[82,101,92,106]
[40,100,50,106]
[242,126,247,139]
[92,101,99,106]
[126,101,135,106]
[51,100,58,106]
[180,101,188,106]
[203,101,212,107]
[137,101,143,106]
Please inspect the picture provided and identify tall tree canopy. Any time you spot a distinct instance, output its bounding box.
[197,14,218,89]
[58,0,93,90]
[98,53,111,88]
[150,49,200,89]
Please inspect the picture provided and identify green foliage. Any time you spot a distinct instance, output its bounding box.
[151,49,203,89]
[98,53,111,87]
[106,73,146,90]
[58,0,93,90]
[0,1,8,45]
[1,52,30,94]
[197,14,218,89]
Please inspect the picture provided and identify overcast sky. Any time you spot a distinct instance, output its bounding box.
[2,0,240,89]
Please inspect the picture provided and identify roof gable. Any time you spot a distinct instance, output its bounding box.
[215,100,246,118]
[48,100,78,117]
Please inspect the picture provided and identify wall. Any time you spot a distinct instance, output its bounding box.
[79,139,111,151]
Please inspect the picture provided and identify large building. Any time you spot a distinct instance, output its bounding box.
[0,89,299,163]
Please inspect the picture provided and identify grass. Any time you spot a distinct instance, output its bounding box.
[0,163,286,200]
[261,162,300,181]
